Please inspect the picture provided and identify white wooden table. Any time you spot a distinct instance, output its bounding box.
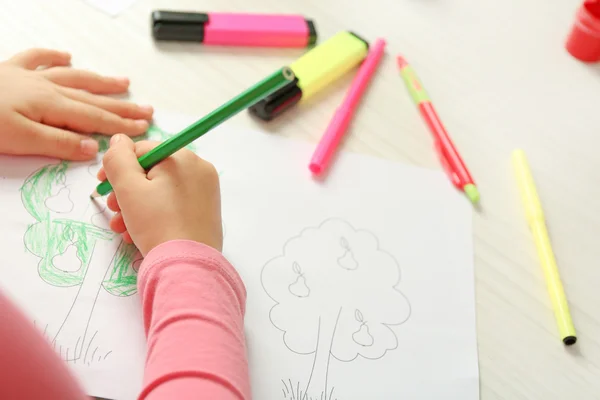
[1,0,599,399]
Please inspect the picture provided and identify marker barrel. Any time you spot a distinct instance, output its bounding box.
[309,108,351,175]
[512,149,577,345]
[309,39,386,176]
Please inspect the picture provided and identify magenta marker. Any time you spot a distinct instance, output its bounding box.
[152,10,317,48]
[309,38,386,177]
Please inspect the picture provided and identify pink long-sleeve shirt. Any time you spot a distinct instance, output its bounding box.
[0,240,250,400]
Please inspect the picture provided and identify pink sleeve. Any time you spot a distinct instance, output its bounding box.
[0,292,87,399]
[137,240,251,400]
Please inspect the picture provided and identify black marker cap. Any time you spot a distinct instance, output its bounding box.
[348,31,369,49]
[151,10,208,42]
[306,19,317,46]
[563,336,577,346]
[248,78,302,121]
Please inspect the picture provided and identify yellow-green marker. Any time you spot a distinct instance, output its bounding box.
[249,31,369,120]
[512,149,576,345]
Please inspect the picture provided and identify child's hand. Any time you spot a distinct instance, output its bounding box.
[99,134,223,256]
[0,48,153,160]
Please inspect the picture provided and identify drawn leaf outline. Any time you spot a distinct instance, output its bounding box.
[340,237,349,250]
[292,262,301,274]
[355,309,364,322]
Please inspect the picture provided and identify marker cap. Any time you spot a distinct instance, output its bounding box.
[566,0,600,62]
[152,11,208,42]
[151,10,208,42]
[248,78,303,121]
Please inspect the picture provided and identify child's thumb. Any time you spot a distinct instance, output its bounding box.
[102,134,146,192]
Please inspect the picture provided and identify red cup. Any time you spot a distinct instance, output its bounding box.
[566,0,600,62]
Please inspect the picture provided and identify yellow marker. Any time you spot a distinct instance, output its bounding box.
[512,149,577,345]
[249,31,369,120]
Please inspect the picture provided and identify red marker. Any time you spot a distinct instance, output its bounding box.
[396,55,479,204]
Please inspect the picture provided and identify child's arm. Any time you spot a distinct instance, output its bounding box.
[100,135,251,399]
[137,241,249,399]
[0,292,87,399]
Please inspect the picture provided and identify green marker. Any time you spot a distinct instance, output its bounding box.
[92,67,294,198]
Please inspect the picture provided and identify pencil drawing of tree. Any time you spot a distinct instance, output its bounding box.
[261,219,411,400]
[19,122,175,363]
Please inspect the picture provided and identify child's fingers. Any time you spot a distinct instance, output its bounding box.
[122,231,134,244]
[96,167,106,181]
[106,193,120,212]
[48,98,148,136]
[102,135,147,193]
[134,140,161,157]
[58,87,153,120]
[18,117,98,160]
[95,142,158,182]
[8,48,71,70]
[109,213,127,234]
[41,68,129,94]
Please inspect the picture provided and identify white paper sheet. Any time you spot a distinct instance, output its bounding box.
[0,111,479,400]
[84,0,137,17]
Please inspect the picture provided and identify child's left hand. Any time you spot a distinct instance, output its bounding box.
[0,48,154,160]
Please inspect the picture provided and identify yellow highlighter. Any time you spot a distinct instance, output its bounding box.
[249,31,369,120]
[512,149,577,345]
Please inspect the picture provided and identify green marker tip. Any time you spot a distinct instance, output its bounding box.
[464,184,480,204]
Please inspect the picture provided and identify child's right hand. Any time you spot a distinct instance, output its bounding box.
[99,134,223,256]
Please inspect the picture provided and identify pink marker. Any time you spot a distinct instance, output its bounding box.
[309,38,386,176]
[152,10,317,48]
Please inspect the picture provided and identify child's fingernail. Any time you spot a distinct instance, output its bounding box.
[80,139,99,156]
[139,104,153,114]
[110,134,122,146]
[135,120,149,129]
[114,77,129,85]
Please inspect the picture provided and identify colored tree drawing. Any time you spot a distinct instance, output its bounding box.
[21,161,139,364]
[20,124,177,364]
[261,219,411,400]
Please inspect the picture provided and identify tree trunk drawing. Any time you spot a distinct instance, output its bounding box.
[303,308,343,400]
[53,239,116,362]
